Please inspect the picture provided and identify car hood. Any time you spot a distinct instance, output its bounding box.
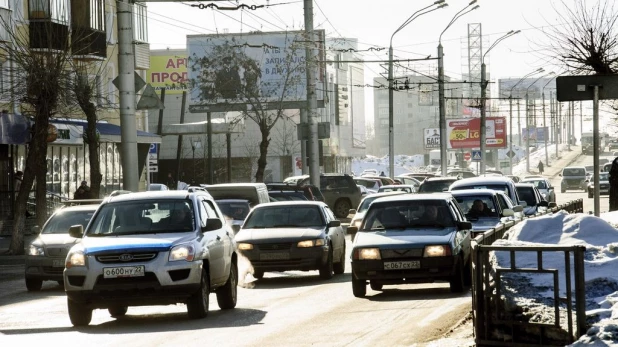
[236,227,325,243]
[81,233,195,255]
[34,234,80,246]
[353,227,457,248]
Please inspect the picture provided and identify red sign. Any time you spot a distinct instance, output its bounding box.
[446,117,507,149]
[464,152,471,160]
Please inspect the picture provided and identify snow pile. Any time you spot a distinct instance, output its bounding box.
[490,210,618,345]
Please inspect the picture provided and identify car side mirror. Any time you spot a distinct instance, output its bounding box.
[548,202,558,208]
[538,200,549,207]
[32,225,41,234]
[503,209,514,217]
[512,205,524,212]
[328,220,341,227]
[68,225,84,238]
[346,226,358,236]
[202,218,223,232]
[348,209,357,215]
[457,221,472,230]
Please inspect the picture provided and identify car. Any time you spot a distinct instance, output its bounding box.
[604,162,613,172]
[354,177,382,192]
[268,190,309,201]
[505,175,521,183]
[235,201,346,279]
[360,175,396,186]
[215,199,251,234]
[63,190,238,326]
[147,183,169,191]
[587,172,610,198]
[486,169,504,175]
[348,191,407,230]
[360,169,379,176]
[377,184,416,193]
[394,176,422,189]
[398,172,440,182]
[559,166,587,193]
[265,183,324,202]
[450,189,523,233]
[347,193,473,296]
[284,174,362,218]
[515,183,550,216]
[25,204,99,291]
[418,177,461,193]
[609,140,618,151]
[520,177,556,203]
[449,176,525,209]
[447,170,477,179]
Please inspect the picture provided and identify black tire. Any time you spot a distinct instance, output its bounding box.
[25,278,42,292]
[334,199,352,218]
[352,272,366,298]
[449,258,465,293]
[333,244,346,275]
[68,298,92,326]
[187,269,210,319]
[108,306,128,317]
[253,270,264,279]
[216,262,238,310]
[319,248,334,279]
[370,281,383,291]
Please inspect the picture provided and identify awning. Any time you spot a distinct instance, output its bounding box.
[51,119,161,145]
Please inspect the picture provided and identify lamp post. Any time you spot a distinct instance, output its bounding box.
[438,0,479,176]
[388,0,446,179]
[192,138,202,184]
[541,76,557,169]
[480,30,519,175]
[507,68,544,175]
[525,72,554,173]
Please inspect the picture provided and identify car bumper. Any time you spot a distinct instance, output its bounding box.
[589,187,610,195]
[241,246,329,272]
[351,257,457,284]
[25,256,66,281]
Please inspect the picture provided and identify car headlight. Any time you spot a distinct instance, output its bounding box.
[66,250,86,268]
[423,245,451,257]
[28,244,45,256]
[354,248,381,260]
[237,243,254,251]
[297,239,325,248]
[169,244,195,262]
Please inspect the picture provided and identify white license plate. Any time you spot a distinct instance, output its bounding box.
[260,252,290,261]
[103,265,145,279]
[52,259,64,267]
[384,261,420,270]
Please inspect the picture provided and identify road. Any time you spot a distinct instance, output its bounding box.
[0,237,471,346]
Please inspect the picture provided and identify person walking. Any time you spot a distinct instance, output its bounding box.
[537,160,544,175]
[166,172,176,190]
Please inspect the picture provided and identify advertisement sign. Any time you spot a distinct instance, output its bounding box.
[522,127,548,142]
[424,128,441,149]
[147,54,188,95]
[187,30,325,112]
[446,117,507,149]
[498,78,556,99]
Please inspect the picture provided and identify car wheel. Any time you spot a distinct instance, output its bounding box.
[449,258,465,293]
[319,248,334,279]
[187,269,210,319]
[370,281,383,291]
[352,272,366,298]
[68,298,92,326]
[25,278,42,292]
[216,262,238,310]
[253,270,264,279]
[334,199,352,218]
[333,244,346,275]
[588,190,593,198]
[108,306,128,317]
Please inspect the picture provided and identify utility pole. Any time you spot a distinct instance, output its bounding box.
[300,109,308,174]
[304,0,320,186]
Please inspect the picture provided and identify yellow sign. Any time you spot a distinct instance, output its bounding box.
[147,55,188,95]
[450,129,469,141]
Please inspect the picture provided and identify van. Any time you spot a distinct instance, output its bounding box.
[559,166,587,193]
[202,183,270,207]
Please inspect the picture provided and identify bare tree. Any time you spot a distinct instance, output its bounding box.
[270,115,300,157]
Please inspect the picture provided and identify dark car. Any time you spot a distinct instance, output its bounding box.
[418,177,460,193]
[515,183,550,216]
[266,182,324,202]
[586,172,610,198]
[235,201,346,279]
[347,193,472,296]
[284,174,362,218]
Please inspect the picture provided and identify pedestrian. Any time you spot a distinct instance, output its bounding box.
[537,160,544,175]
[74,180,91,200]
[379,171,386,177]
[166,172,176,190]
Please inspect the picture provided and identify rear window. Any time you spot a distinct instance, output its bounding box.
[451,184,510,197]
[562,168,586,176]
[419,180,455,193]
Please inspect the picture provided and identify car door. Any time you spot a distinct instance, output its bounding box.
[447,200,470,260]
[323,206,345,259]
[199,198,228,284]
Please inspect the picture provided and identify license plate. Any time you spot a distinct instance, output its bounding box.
[260,252,290,261]
[384,261,420,270]
[52,259,64,267]
[103,265,145,279]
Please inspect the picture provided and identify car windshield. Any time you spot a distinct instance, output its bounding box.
[451,184,510,196]
[244,205,324,228]
[516,187,537,207]
[42,210,95,234]
[86,200,195,236]
[563,168,585,176]
[419,180,454,193]
[453,195,499,218]
[216,201,250,220]
[361,200,455,230]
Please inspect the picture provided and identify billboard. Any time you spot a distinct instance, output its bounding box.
[424,128,440,149]
[446,117,507,149]
[522,127,549,142]
[498,78,556,100]
[187,30,325,112]
[147,54,188,95]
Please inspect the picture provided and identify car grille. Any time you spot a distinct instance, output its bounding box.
[258,243,293,251]
[42,266,64,274]
[381,248,423,259]
[46,247,69,258]
[565,179,582,185]
[95,252,158,264]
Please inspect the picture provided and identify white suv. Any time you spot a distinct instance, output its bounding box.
[63,190,238,326]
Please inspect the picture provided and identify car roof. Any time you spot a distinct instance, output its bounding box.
[215,199,250,203]
[515,183,536,188]
[104,190,213,203]
[380,184,415,189]
[450,176,515,186]
[57,204,100,212]
[371,192,453,204]
[253,201,326,208]
[424,176,459,182]
[449,188,499,196]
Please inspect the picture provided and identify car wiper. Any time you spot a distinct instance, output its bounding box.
[272,224,300,228]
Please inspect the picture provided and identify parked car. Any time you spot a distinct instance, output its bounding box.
[450,189,523,233]
[449,176,525,209]
[284,174,362,218]
[347,193,473,296]
[348,191,407,229]
[520,177,556,203]
[63,190,238,326]
[235,201,346,279]
[587,172,610,198]
[215,199,251,234]
[417,177,461,193]
[515,183,550,216]
[147,183,169,191]
[559,166,588,193]
[377,184,416,193]
[25,204,99,291]
[265,182,324,202]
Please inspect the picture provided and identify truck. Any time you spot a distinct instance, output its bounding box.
[581,132,607,155]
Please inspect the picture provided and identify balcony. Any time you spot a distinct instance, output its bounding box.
[29,21,69,52]
[71,27,107,61]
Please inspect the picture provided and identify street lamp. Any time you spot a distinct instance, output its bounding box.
[525,72,554,173]
[388,0,447,179]
[479,30,520,175]
[192,138,202,184]
[541,75,557,169]
[507,68,543,174]
[438,0,479,176]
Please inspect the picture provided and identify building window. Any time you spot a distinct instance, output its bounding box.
[29,0,69,24]
[132,2,147,42]
[90,0,104,31]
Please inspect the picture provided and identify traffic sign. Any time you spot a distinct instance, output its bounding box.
[464,152,471,161]
[471,150,482,161]
[506,150,516,158]
[148,164,158,173]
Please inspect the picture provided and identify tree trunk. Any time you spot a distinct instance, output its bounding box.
[254,123,270,183]
[86,111,102,198]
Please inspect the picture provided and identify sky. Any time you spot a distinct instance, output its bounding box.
[145,0,580,123]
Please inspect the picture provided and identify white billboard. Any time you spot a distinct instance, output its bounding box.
[424,128,440,149]
[187,30,325,112]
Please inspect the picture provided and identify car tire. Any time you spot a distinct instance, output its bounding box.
[319,248,334,279]
[253,270,264,279]
[187,269,210,319]
[334,199,352,218]
[449,258,465,293]
[25,278,42,292]
[352,272,366,298]
[216,262,238,310]
[333,244,346,275]
[68,298,92,326]
[370,281,383,291]
[108,306,128,317]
